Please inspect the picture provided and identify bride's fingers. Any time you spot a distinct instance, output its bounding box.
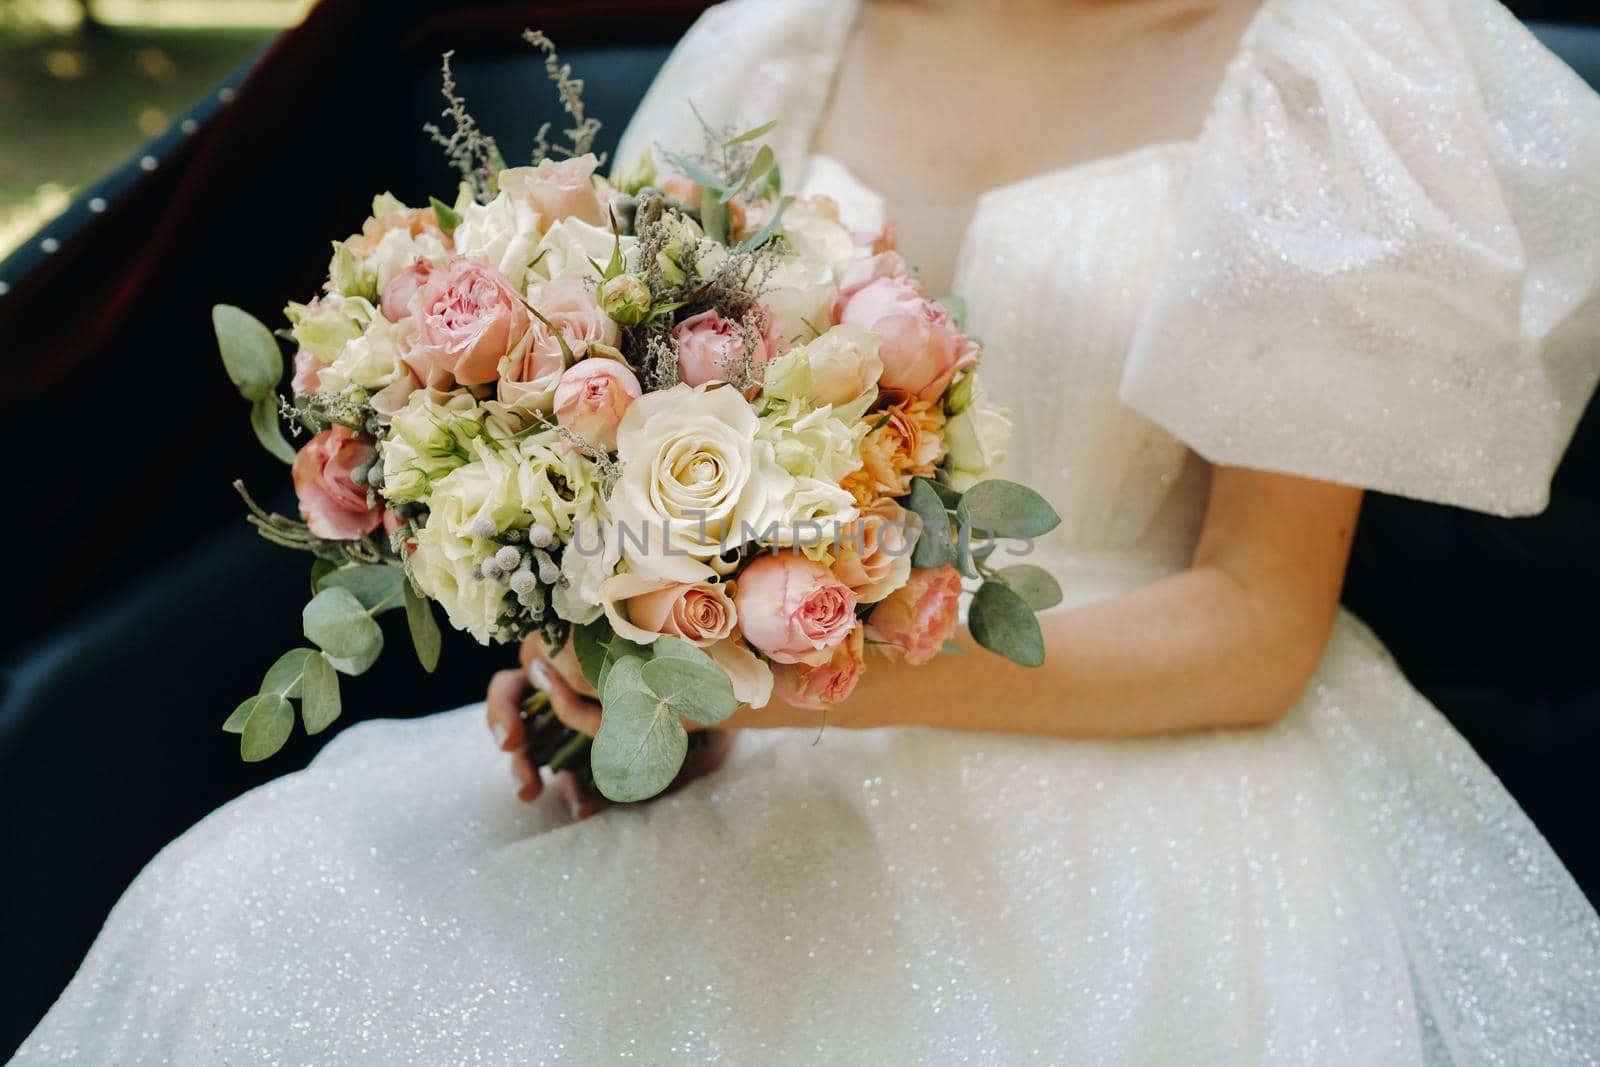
[528,658,603,737]
[486,669,528,752]
[551,770,607,822]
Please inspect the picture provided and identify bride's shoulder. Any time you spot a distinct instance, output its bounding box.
[616,0,856,175]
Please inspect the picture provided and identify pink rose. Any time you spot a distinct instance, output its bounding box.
[600,572,738,648]
[864,564,963,666]
[291,425,384,540]
[499,279,620,411]
[403,257,530,387]
[554,359,641,451]
[834,252,976,401]
[672,308,775,395]
[380,258,432,322]
[734,551,858,666]
[291,347,324,396]
[499,155,605,227]
[831,501,916,604]
[772,620,865,710]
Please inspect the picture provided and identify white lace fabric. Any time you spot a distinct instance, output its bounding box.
[14,1,1600,1063]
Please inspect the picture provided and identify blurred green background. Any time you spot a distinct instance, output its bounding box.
[0,0,312,258]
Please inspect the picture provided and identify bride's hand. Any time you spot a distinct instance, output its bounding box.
[485,634,738,818]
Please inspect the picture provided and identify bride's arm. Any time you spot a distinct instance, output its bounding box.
[737,467,1363,736]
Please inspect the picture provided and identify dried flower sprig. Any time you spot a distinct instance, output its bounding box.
[523,29,604,165]
[423,50,505,203]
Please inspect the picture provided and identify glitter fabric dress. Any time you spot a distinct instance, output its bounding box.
[15,0,1600,1063]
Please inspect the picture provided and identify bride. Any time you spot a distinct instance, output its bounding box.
[15,0,1600,1062]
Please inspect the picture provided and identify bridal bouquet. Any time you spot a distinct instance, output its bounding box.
[215,34,1061,801]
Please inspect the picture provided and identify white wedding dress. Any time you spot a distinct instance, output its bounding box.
[15,0,1600,1063]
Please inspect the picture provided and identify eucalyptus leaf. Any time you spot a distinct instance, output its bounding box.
[590,686,688,803]
[222,695,257,734]
[597,636,652,693]
[250,395,296,464]
[323,643,382,677]
[651,635,718,670]
[968,580,1046,668]
[240,693,294,761]
[720,118,778,148]
[958,480,1062,540]
[719,144,775,203]
[300,652,341,734]
[303,587,383,661]
[699,186,728,244]
[941,641,967,655]
[573,621,610,689]
[995,564,1063,612]
[318,563,406,613]
[309,558,335,595]
[925,479,964,509]
[213,304,283,402]
[907,477,955,569]
[402,582,440,674]
[260,648,315,699]
[666,152,724,195]
[640,656,737,726]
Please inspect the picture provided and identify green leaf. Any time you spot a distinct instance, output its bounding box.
[402,582,440,674]
[260,648,315,699]
[736,194,793,252]
[303,587,384,661]
[240,693,294,761]
[309,558,335,595]
[720,118,778,148]
[597,635,652,693]
[719,144,775,203]
[429,195,461,236]
[318,563,405,613]
[995,564,1063,612]
[665,152,724,195]
[573,621,611,689]
[957,480,1062,540]
[699,186,728,244]
[323,645,382,677]
[213,304,284,402]
[300,652,341,734]
[925,479,964,509]
[936,293,968,332]
[968,580,1046,668]
[222,695,257,734]
[250,395,296,464]
[907,477,956,569]
[940,641,967,654]
[591,684,688,803]
[640,655,737,726]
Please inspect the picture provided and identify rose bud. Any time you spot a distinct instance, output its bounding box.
[599,273,652,326]
[553,359,643,452]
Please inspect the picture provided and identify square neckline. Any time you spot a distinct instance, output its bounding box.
[800,0,1277,208]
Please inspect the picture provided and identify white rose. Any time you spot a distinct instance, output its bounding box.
[779,198,862,280]
[452,192,545,290]
[943,376,1012,491]
[758,255,837,345]
[527,218,638,285]
[610,383,783,583]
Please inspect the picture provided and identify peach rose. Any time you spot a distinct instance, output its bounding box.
[864,564,962,666]
[553,358,641,452]
[834,252,976,400]
[498,279,619,412]
[343,205,449,260]
[600,572,738,648]
[380,258,432,322]
[734,551,858,666]
[404,257,530,387]
[840,397,946,509]
[292,425,384,540]
[772,619,865,710]
[672,308,775,395]
[499,155,606,227]
[832,501,916,603]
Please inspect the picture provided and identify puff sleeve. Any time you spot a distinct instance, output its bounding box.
[1119,0,1600,515]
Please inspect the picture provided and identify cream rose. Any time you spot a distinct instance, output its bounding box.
[943,375,1012,490]
[609,383,782,583]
